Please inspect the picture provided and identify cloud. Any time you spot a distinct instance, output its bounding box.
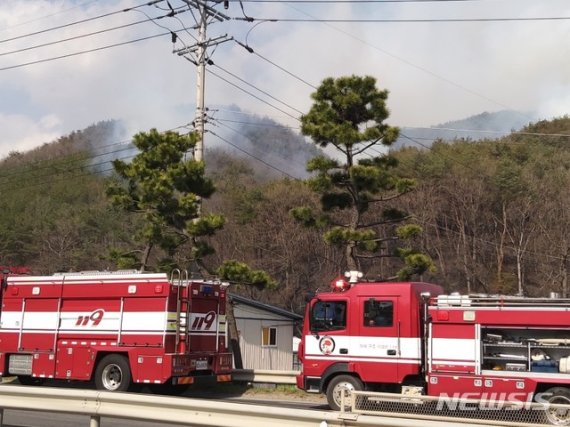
[1,0,570,157]
[0,113,62,157]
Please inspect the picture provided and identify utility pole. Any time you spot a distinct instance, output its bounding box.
[194,2,207,163]
[176,1,231,163]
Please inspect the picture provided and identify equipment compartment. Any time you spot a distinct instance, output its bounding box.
[481,327,570,373]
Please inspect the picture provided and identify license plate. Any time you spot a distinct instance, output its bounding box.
[196,360,208,370]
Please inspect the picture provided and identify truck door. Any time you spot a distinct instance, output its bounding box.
[20,298,59,352]
[303,299,349,367]
[188,294,220,353]
[354,296,401,383]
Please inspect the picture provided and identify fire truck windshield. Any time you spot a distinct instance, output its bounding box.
[310,301,347,332]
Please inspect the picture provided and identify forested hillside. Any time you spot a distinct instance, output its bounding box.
[394,117,570,298]
[393,110,537,150]
[0,116,568,313]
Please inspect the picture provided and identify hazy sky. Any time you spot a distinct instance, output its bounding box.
[0,0,569,159]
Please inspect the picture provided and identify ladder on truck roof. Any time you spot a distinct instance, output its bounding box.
[433,293,570,308]
[171,269,191,352]
[52,270,141,276]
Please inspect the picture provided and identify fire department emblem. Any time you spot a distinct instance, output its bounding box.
[319,336,335,355]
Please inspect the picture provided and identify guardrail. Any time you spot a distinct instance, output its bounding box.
[0,385,489,427]
[232,369,298,384]
[344,390,570,427]
[0,370,300,386]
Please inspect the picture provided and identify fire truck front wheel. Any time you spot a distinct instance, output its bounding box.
[94,354,132,392]
[326,375,363,411]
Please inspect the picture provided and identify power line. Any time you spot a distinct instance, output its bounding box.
[279,2,531,123]
[212,63,305,115]
[215,107,295,121]
[0,145,134,190]
[0,123,192,189]
[0,26,194,72]
[236,16,570,23]
[208,128,299,179]
[239,0,494,2]
[233,39,317,89]
[0,0,165,45]
[0,0,100,34]
[0,17,155,58]
[406,126,570,139]
[216,117,300,130]
[206,68,300,120]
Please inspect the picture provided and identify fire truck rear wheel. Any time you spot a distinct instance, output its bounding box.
[543,387,570,426]
[94,354,132,392]
[326,375,363,411]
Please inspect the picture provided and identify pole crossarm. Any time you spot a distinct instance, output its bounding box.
[180,0,230,22]
[174,34,233,56]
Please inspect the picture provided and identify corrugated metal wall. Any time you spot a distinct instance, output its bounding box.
[234,304,296,371]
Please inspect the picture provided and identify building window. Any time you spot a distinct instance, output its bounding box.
[262,326,277,346]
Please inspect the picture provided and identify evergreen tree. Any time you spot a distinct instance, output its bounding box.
[106,129,224,271]
[293,75,434,279]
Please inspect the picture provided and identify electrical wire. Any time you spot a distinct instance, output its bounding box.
[236,16,570,23]
[208,128,299,179]
[0,17,159,58]
[216,117,300,130]
[0,123,193,188]
[0,0,100,34]
[239,0,495,2]
[206,68,300,121]
[233,40,316,89]
[0,0,165,45]
[0,26,195,72]
[212,63,305,115]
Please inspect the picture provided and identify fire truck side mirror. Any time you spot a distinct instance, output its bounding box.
[305,292,315,303]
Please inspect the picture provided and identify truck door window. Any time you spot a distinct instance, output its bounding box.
[310,301,346,331]
[364,299,393,327]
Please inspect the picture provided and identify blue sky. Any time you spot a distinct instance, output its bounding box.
[0,0,569,158]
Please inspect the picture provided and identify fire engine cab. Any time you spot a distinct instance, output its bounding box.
[0,269,233,391]
[297,271,570,417]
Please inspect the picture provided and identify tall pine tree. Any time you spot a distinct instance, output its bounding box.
[293,75,434,279]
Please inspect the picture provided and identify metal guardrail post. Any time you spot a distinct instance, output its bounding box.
[90,415,100,427]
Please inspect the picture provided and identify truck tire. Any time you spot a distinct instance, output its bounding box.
[94,354,131,392]
[326,374,363,411]
[542,387,570,426]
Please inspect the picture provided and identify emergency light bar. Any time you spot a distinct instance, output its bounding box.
[330,271,364,292]
[331,278,350,291]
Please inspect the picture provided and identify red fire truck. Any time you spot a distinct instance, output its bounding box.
[297,271,570,419]
[0,269,233,391]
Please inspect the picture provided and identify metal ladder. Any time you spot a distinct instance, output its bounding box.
[171,269,191,351]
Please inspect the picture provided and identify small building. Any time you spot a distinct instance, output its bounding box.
[230,294,303,371]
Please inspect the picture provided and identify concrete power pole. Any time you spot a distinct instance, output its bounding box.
[194,2,207,163]
[177,1,231,163]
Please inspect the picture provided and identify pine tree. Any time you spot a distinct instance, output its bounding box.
[293,75,434,279]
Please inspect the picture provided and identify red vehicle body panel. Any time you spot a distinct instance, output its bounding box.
[298,276,570,402]
[0,271,232,385]
[297,279,443,391]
